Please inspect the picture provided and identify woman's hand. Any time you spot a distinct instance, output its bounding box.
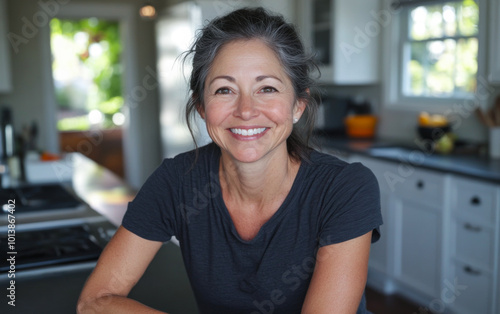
[77,226,166,313]
[301,231,372,314]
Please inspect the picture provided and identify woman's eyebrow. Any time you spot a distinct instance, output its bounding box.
[208,75,235,86]
[208,74,283,86]
[256,75,283,83]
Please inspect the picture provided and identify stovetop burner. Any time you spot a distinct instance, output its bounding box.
[0,183,83,214]
[0,225,103,272]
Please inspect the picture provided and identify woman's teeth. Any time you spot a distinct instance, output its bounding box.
[230,128,266,136]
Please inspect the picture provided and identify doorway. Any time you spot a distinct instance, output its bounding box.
[49,17,125,177]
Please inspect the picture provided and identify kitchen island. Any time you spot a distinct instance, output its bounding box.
[0,153,198,314]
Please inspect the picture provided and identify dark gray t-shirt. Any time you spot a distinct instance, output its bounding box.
[122,143,382,313]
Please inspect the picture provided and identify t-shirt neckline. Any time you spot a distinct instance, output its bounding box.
[212,148,307,244]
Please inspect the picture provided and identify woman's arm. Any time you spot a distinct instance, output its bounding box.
[301,231,372,314]
[77,226,166,314]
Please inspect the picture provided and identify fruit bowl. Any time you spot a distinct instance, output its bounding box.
[417,125,451,141]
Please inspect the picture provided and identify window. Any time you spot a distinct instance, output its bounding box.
[400,0,479,98]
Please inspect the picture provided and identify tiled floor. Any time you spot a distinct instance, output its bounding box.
[366,287,424,314]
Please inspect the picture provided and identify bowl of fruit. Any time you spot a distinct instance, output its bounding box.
[417,112,455,154]
[417,112,451,140]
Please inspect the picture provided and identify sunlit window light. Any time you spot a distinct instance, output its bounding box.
[112,112,125,126]
[88,109,104,124]
[89,43,103,58]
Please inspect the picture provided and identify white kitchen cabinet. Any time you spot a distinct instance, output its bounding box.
[347,152,500,313]
[394,196,442,296]
[0,0,12,93]
[489,0,500,84]
[349,155,444,305]
[389,166,444,300]
[298,0,380,84]
[446,176,499,314]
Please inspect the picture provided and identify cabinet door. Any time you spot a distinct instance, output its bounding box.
[395,197,442,297]
[489,0,500,84]
[0,0,12,92]
[299,0,379,84]
[449,261,493,314]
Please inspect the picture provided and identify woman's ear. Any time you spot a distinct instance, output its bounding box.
[293,89,309,120]
[195,97,205,119]
[197,105,205,120]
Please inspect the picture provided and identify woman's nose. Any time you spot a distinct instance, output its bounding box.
[234,94,259,120]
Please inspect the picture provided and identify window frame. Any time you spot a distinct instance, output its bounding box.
[382,0,488,113]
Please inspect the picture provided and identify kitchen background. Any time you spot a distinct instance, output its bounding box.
[0,0,499,188]
[1,0,500,313]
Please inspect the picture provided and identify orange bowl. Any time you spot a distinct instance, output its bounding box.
[344,115,377,138]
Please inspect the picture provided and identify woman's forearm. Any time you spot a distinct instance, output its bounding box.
[77,295,167,314]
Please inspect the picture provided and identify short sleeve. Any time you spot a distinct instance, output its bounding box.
[318,162,382,246]
[121,159,179,242]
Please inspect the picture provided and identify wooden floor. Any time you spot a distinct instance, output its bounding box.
[366,287,423,314]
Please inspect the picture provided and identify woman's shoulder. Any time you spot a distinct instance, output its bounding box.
[307,150,377,184]
[155,142,219,179]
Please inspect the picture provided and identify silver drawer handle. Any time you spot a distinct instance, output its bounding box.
[464,223,482,232]
[464,265,481,276]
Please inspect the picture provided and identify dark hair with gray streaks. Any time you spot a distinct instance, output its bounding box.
[183,6,319,161]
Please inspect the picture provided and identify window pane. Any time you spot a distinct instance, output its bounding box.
[457,1,479,36]
[426,39,455,96]
[455,38,478,93]
[442,4,457,37]
[410,5,444,40]
[410,1,478,40]
[407,40,457,96]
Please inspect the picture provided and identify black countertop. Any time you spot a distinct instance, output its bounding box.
[315,135,500,184]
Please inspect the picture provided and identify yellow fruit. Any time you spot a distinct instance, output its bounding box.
[430,114,448,127]
[418,112,431,126]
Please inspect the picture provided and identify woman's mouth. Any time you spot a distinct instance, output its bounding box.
[229,127,267,136]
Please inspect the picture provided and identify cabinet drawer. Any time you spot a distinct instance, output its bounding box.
[453,178,497,222]
[455,220,494,270]
[449,261,492,314]
[395,168,444,206]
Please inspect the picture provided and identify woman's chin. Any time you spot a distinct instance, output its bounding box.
[231,151,261,163]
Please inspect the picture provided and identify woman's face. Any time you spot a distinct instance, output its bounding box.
[200,39,305,164]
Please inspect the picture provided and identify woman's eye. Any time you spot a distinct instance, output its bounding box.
[215,88,232,95]
[260,86,277,93]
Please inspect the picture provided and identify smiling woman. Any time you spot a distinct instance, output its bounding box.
[200,39,305,164]
[78,7,383,314]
